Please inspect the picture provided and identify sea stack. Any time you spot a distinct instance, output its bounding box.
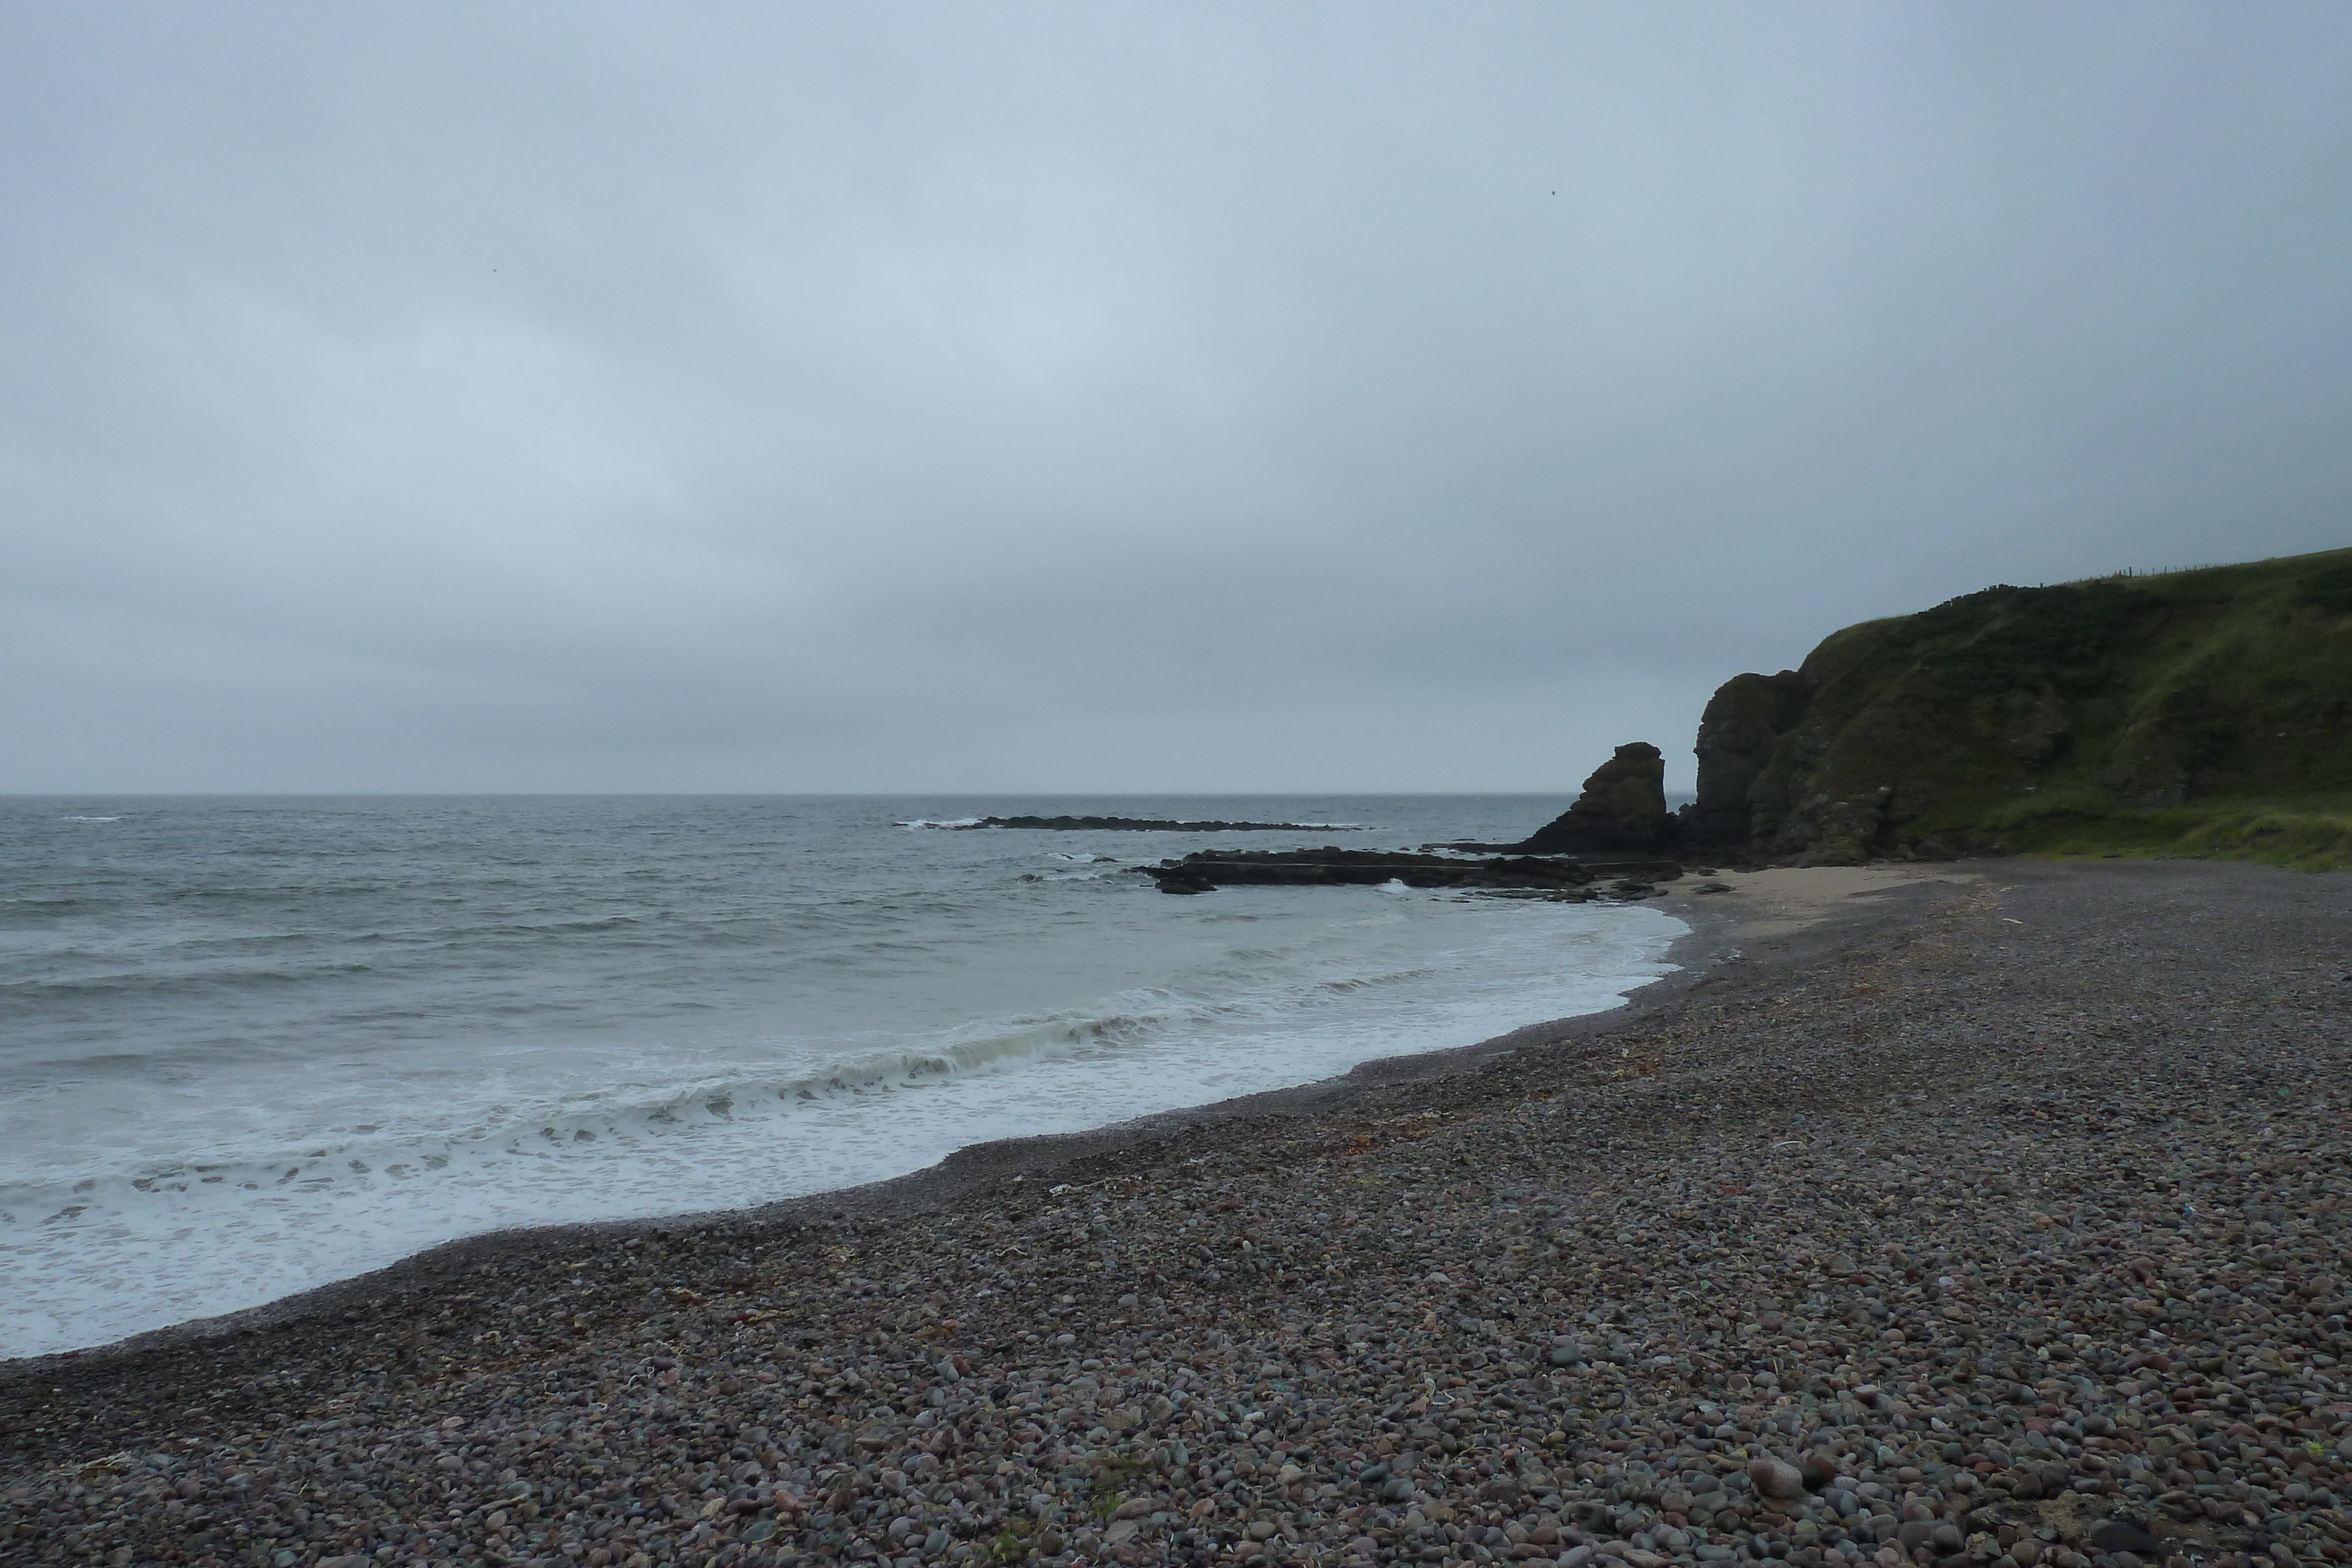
[1519,740,1679,854]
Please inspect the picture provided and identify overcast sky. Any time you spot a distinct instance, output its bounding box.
[4,4,2349,794]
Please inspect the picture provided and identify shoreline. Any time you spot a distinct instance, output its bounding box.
[0,865,1958,1386]
[3,874,1756,1374]
[0,870,1693,1373]
[6,859,2347,1568]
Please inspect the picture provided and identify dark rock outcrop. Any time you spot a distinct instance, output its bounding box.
[930,816,1365,833]
[1684,546,2352,864]
[1690,671,1812,847]
[1134,848,1681,897]
[1516,743,1679,854]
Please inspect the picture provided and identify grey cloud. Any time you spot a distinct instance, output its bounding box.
[4,4,2350,792]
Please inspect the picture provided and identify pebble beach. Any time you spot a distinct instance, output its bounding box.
[4,859,2347,1568]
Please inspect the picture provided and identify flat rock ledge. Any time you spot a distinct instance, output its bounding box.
[940,818,1369,834]
[1137,850,1686,897]
[4,861,2349,1568]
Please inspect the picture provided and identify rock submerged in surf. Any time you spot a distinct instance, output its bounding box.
[917,815,1367,833]
[1132,847,1682,896]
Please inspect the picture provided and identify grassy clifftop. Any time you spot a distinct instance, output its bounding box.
[1696,546,2352,868]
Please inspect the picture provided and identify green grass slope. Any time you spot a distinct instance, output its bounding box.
[1726,546,2352,868]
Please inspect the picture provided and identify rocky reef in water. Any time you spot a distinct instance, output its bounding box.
[1134,848,1682,897]
[939,815,1366,833]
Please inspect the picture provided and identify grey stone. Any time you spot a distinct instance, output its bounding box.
[2087,1523,2160,1557]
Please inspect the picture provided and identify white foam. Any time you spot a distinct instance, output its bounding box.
[0,898,1685,1357]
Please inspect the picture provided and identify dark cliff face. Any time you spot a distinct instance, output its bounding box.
[1688,547,2352,864]
[1690,671,1812,847]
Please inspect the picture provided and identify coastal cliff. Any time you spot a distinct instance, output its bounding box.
[1691,547,2352,866]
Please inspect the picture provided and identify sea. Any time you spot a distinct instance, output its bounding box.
[0,795,1686,1360]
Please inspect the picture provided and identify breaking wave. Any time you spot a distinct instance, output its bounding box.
[0,794,1682,1357]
